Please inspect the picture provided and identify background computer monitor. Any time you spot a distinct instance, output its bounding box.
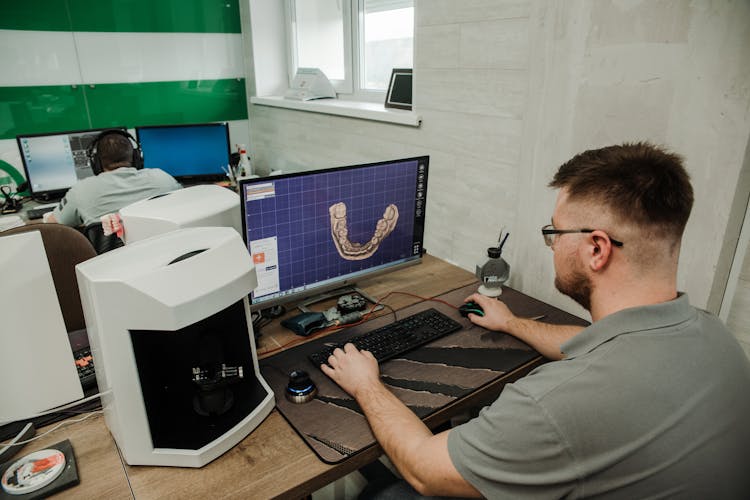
[239,156,428,310]
[135,122,230,183]
[16,127,127,201]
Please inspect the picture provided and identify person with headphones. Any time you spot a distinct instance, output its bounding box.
[45,129,181,227]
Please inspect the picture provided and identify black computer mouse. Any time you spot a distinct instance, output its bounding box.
[458,301,485,318]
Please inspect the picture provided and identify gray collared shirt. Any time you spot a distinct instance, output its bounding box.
[53,167,181,227]
[448,294,750,498]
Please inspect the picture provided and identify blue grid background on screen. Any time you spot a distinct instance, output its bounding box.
[245,160,418,294]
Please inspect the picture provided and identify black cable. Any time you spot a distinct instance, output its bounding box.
[252,305,287,338]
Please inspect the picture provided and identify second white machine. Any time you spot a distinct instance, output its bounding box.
[76,226,274,467]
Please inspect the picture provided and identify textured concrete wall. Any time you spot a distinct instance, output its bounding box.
[246,0,750,318]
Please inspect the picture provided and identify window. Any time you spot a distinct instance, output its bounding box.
[286,0,413,101]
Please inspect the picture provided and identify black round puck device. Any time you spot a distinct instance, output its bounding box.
[285,369,317,404]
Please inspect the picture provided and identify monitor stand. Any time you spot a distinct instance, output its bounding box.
[297,286,383,314]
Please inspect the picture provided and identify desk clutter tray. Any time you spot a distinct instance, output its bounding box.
[259,284,588,464]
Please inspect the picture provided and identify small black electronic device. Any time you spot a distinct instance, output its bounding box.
[308,308,462,368]
[458,301,485,318]
[385,68,413,110]
[281,312,328,336]
[285,370,317,404]
[0,186,21,214]
[337,293,367,313]
[88,129,144,175]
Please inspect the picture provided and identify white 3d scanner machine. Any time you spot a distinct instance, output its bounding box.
[76,226,274,467]
[119,184,241,244]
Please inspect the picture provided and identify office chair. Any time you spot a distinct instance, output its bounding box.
[82,221,124,255]
[0,224,97,332]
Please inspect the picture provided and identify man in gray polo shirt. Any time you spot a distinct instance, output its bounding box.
[46,130,181,227]
[322,142,750,498]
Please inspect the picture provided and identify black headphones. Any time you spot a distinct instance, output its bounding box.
[88,129,144,175]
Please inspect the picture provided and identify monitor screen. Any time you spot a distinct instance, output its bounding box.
[135,123,230,182]
[16,127,127,201]
[239,156,428,310]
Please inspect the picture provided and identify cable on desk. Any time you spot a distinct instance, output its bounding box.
[252,305,287,338]
[0,390,111,429]
[0,411,103,447]
[260,291,456,357]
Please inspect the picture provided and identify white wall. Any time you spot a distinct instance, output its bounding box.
[244,0,750,319]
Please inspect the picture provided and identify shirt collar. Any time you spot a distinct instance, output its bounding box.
[561,293,695,358]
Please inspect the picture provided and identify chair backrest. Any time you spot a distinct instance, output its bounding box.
[0,223,97,332]
[83,222,124,255]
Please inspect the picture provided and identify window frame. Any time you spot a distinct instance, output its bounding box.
[284,0,412,103]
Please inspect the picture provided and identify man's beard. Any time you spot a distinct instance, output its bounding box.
[555,265,592,311]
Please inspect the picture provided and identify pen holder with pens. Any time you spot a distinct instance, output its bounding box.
[476,231,510,297]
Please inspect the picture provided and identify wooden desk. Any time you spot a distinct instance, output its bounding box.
[34,255,582,499]
[126,255,482,499]
[29,414,131,499]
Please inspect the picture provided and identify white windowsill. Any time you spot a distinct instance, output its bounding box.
[250,96,421,127]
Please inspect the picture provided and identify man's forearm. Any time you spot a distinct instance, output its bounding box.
[505,318,584,360]
[353,381,481,497]
[355,381,433,484]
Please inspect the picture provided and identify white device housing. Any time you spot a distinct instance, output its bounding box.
[0,231,83,424]
[76,227,274,467]
[284,67,336,101]
[119,184,241,244]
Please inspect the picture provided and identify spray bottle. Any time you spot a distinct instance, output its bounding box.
[237,144,251,178]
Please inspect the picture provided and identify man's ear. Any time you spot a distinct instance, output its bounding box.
[586,231,614,271]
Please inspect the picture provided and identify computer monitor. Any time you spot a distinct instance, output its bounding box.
[239,156,428,310]
[135,123,230,183]
[16,127,127,201]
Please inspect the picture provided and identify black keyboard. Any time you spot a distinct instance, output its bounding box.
[26,205,56,219]
[309,308,462,368]
[74,346,97,390]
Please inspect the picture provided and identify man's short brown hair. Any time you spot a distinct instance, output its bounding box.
[549,142,694,240]
[97,133,133,170]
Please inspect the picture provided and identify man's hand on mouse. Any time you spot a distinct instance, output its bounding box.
[321,343,381,398]
[464,293,516,331]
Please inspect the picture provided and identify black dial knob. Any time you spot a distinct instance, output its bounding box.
[285,369,317,404]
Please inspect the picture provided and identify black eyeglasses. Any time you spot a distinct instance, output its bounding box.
[541,224,623,248]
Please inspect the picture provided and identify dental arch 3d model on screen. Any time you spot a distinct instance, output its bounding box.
[329,202,399,260]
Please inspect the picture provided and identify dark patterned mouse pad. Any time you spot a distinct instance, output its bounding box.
[259,284,588,464]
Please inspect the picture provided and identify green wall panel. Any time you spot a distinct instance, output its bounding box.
[0,86,90,139]
[85,79,248,129]
[0,80,247,140]
[0,2,73,31]
[0,1,240,33]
